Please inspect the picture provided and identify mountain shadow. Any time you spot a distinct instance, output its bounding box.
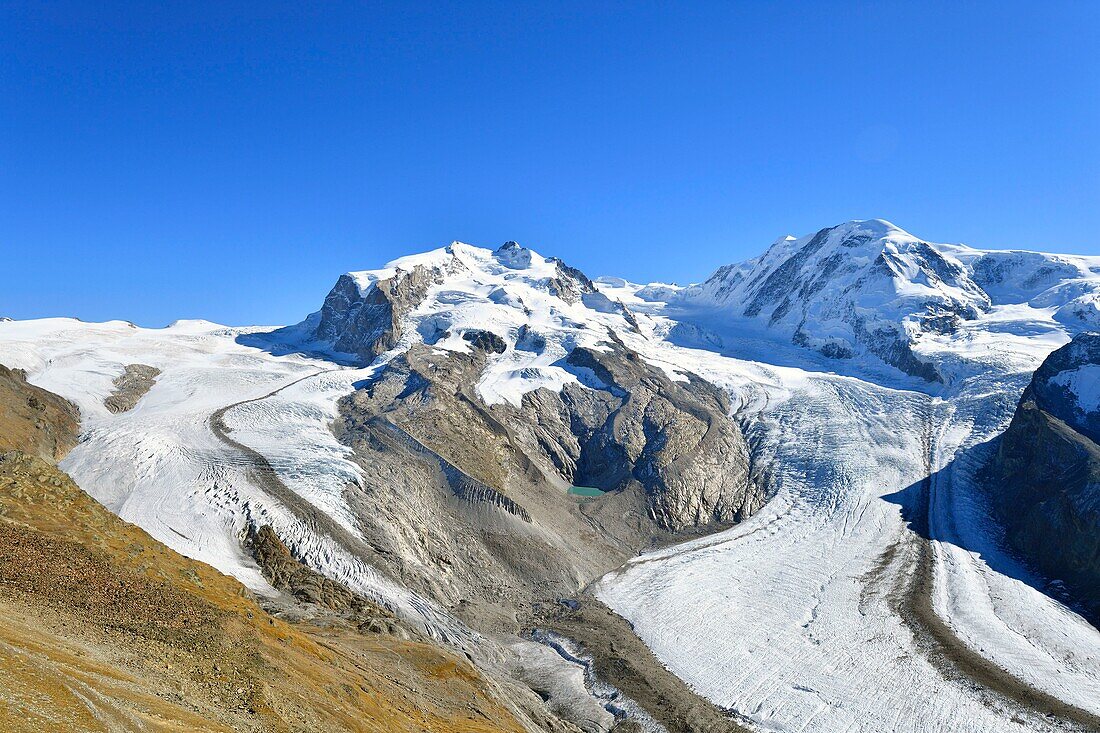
[882,434,1099,628]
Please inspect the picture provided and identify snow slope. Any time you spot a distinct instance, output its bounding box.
[597,337,1099,731]
[938,241,1100,330]
[0,317,480,648]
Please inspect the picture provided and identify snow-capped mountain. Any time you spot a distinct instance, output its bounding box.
[937,241,1100,329]
[675,220,991,380]
[2,220,1099,733]
[287,240,761,530]
[285,240,641,406]
[639,219,1100,382]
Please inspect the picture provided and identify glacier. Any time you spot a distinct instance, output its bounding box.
[1,220,1098,732]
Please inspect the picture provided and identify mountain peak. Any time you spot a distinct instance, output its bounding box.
[292,240,637,394]
[680,220,989,380]
[842,217,906,234]
[493,240,534,269]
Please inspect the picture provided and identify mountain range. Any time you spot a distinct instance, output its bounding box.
[1,219,1098,733]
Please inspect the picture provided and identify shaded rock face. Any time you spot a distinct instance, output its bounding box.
[991,332,1100,621]
[1026,333,1100,443]
[526,342,758,530]
[463,329,508,354]
[545,258,598,304]
[315,265,445,361]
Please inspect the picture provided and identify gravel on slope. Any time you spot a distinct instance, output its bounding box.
[535,597,753,733]
[103,363,161,413]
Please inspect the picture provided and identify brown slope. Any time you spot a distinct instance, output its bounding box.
[0,365,534,733]
[0,363,79,459]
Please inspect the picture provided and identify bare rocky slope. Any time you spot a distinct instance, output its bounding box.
[334,337,762,635]
[989,332,1100,621]
[0,366,554,733]
[0,362,79,459]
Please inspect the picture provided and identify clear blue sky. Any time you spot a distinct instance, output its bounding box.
[3,2,1099,326]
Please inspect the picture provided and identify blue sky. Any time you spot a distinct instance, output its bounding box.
[3,2,1098,326]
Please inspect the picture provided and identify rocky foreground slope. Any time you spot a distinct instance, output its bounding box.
[0,365,551,732]
[989,331,1100,620]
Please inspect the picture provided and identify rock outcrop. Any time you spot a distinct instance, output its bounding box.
[315,264,446,361]
[990,332,1100,620]
[0,363,79,460]
[336,343,636,634]
[521,339,757,530]
[103,363,160,413]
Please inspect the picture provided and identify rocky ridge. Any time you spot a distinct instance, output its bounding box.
[989,332,1100,621]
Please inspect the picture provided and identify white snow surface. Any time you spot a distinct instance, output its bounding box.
[1051,364,1100,416]
[2,224,1100,732]
[317,241,649,406]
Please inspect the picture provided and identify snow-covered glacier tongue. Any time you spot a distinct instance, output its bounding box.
[594,220,1100,732]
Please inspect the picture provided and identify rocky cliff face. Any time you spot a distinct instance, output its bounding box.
[531,339,757,530]
[990,332,1100,621]
[0,363,79,460]
[315,265,445,361]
